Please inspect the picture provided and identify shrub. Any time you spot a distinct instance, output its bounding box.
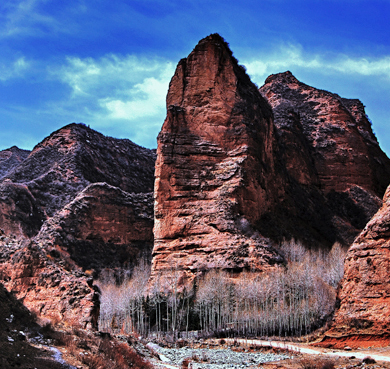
[362,356,376,364]
[299,357,335,369]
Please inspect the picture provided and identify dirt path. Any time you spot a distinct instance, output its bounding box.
[223,338,390,363]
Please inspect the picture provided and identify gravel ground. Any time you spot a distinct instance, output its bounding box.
[154,346,292,368]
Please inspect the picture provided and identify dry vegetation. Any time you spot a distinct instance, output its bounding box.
[39,324,154,369]
[98,240,346,340]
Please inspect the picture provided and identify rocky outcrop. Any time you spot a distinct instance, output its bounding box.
[36,182,154,275]
[0,181,46,239]
[0,240,99,329]
[0,123,155,241]
[319,185,390,348]
[260,71,390,195]
[2,123,155,220]
[259,71,389,244]
[151,34,284,287]
[0,124,156,333]
[0,146,30,178]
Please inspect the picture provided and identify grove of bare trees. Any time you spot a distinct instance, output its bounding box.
[97,240,346,339]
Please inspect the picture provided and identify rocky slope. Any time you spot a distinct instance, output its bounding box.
[2,123,155,220]
[320,184,390,348]
[0,146,30,178]
[0,122,155,259]
[0,239,99,329]
[0,282,68,368]
[0,180,46,239]
[0,124,155,331]
[36,182,154,275]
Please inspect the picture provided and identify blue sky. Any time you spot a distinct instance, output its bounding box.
[0,0,389,156]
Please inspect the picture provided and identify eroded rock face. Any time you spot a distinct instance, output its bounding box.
[151,34,284,286]
[320,185,390,348]
[0,181,46,239]
[0,241,99,329]
[151,35,390,286]
[259,71,389,244]
[0,124,156,330]
[260,71,390,195]
[36,183,154,275]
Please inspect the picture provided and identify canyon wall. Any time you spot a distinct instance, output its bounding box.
[320,185,390,348]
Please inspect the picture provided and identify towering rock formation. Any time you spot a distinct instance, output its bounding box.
[320,185,390,348]
[151,34,390,286]
[151,34,284,286]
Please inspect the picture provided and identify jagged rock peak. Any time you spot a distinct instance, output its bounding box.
[264,70,300,85]
[0,146,30,178]
[166,33,272,123]
[0,123,156,240]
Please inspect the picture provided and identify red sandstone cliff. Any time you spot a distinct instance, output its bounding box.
[259,71,389,245]
[151,34,284,286]
[319,185,390,348]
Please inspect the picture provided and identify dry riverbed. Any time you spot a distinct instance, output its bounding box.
[149,338,390,369]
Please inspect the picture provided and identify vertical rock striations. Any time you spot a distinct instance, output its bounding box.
[151,34,284,286]
[151,35,390,286]
[320,185,390,348]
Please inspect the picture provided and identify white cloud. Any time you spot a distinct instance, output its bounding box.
[0,57,30,81]
[243,43,390,83]
[56,54,175,100]
[101,77,170,120]
[48,53,176,147]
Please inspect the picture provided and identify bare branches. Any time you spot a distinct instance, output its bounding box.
[97,240,346,339]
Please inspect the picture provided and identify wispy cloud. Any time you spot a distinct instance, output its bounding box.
[55,54,174,98]
[0,0,63,38]
[243,43,390,83]
[0,57,30,81]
